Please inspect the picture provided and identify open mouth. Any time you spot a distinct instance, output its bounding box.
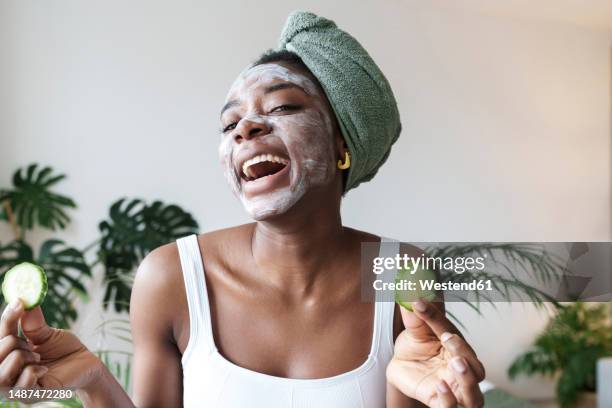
[240,154,289,182]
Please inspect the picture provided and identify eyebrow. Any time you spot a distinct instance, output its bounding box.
[220,100,240,117]
[220,82,307,117]
[263,82,306,95]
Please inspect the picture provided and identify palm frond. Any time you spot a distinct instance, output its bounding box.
[429,243,565,315]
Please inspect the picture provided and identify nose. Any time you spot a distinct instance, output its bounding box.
[234,117,271,143]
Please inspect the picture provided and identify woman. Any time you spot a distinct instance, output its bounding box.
[0,11,484,408]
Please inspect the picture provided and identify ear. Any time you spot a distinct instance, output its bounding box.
[335,132,348,160]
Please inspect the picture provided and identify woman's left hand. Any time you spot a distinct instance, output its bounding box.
[386,299,485,408]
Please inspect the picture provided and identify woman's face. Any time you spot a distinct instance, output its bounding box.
[219,62,338,220]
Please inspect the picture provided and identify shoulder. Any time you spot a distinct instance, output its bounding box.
[345,227,427,260]
[132,224,256,303]
[195,223,255,275]
[130,241,185,328]
[133,240,182,294]
[399,242,427,258]
[129,226,239,302]
[134,223,254,282]
[342,226,379,247]
[198,223,254,251]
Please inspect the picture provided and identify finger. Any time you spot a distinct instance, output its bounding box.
[435,380,457,408]
[0,349,41,386]
[441,332,485,381]
[13,364,47,388]
[411,299,460,339]
[450,356,484,408]
[0,300,24,339]
[0,335,34,362]
[398,301,448,343]
[398,303,428,331]
[20,307,52,345]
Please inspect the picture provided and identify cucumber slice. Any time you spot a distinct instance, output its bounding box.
[2,262,48,310]
[395,264,437,311]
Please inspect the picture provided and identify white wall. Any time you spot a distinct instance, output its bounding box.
[1,0,610,401]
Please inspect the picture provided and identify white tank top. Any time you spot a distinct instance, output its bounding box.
[177,234,398,407]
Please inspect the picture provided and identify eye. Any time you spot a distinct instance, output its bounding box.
[222,122,237,133]
[270,104,301,113]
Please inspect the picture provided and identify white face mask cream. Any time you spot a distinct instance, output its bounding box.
[218,63,336,220]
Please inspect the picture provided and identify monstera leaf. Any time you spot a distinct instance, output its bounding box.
[0,239,91,328]
[0,240,34,266]
[98,198,199,312]
[0,164,76,233]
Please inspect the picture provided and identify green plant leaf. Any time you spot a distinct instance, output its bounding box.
[0,240,34,267]
[94,317,133,391]
[429,243,564,313]
[97,198,198,312]
[0,239,91,329]
[0,164,76,233]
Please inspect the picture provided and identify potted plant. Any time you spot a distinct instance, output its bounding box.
[508,302,612,408]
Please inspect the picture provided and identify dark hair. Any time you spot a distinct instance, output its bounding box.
[253,49,310,72]
[252,49,349,193]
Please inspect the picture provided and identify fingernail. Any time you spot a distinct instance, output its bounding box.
[9,299,22,310]
[33,352,41,361]
[441,332,453,343]
[451,357,467,373]
[436,381,450,393]
[36,366,48,376]
[412,300,426,312]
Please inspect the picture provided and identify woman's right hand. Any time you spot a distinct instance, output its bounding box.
[0,299,103,399]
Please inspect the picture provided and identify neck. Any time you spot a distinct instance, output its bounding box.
[251,193,348,295]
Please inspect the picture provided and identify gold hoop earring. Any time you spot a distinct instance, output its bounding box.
[337,152,351,170]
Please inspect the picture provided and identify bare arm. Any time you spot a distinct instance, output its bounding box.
[77,366,135,408]
[130,245,184,408]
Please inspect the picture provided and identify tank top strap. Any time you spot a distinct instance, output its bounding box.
[177,234,216,360]
[376,237,400,359]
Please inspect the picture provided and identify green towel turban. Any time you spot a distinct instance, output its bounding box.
[277,11,402,192]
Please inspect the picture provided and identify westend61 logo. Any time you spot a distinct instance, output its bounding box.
[372,253,487,275]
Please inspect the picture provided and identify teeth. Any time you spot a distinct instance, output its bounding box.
[241,154,289,179]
